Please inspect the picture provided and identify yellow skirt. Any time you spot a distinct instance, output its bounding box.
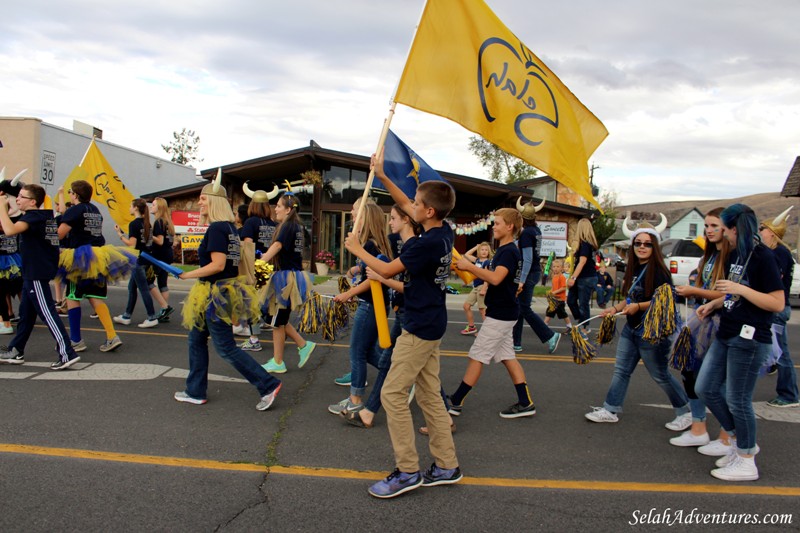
[261,270,313,316]
[182,276,261,331]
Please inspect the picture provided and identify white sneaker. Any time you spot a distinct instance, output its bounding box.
[665,412,693,432]
[232,324,249,336]
[137,318,159,329]
[669,431,710,447]
[585,406,618,423]
[715,444,760,467]
[711,455,759,481]
[698,438,734,456]
[113,315,132,325]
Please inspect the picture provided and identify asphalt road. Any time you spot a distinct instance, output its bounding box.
[1,279,798,532]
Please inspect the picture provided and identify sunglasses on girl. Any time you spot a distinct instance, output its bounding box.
[633,240,653,249]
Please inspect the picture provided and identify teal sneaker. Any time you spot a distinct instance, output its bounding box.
[334,372,352,386]
[547,332,561,354]
[328,398,363,415]
[298,341,316,368]
[262,358,287,374]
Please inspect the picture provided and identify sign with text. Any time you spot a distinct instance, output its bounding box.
[41,151,56,185]
[539,221,568,257]
[180,234,204,250]
[172,211,207,234]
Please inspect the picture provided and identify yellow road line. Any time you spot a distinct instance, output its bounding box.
[2,443,798,497]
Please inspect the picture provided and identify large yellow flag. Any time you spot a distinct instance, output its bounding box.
[77,140,135,228]
[395,0,608,208]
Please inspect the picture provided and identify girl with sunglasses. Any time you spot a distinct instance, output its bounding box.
[585,222,690,429]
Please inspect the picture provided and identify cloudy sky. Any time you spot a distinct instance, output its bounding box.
[2,0,799,205]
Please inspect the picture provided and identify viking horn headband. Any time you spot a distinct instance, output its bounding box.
[622,212,668,240]
[10,168,27,186]
[243,181,270,203]
[773,206,793,226]
[516,196,546,220]
[201,168,227,198]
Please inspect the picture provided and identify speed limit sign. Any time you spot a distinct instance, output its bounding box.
[41,151,56,185]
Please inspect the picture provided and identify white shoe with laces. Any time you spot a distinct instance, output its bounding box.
[711,454,759,481]
[584,406,618,423]
[715,444,760,467]
[669,430,710,447]
[665,412,692,432]
[698,438,734,457]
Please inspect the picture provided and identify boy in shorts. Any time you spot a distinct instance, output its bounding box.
[449,208,537,419]
[345,151,461,499]
[543,260,573,331]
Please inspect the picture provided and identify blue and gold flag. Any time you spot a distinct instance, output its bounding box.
[373,129,445,200]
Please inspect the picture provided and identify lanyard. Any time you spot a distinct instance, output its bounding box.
[626,265,648,305]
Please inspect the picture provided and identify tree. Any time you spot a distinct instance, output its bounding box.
[468,136,537,184]
[591,190,618,247]
[162,128,202,166]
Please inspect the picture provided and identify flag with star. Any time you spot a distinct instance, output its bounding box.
[373,129,445,200]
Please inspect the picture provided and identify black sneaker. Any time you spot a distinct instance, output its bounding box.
[161,306,175,319]
[51,355,81,371]
[767,364,778,375]
[9,315,19,324]
[446,396,462,417]
[422,462,463,486]
[499,402,537,419]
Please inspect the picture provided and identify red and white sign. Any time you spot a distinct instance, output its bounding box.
[172,211,207,234]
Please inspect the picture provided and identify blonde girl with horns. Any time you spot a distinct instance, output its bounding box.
[174,170,282,410]
[259,189,316,374]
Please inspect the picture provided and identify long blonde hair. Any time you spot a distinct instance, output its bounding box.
[359,202,391,258]
[201,195,235,225]
[153,197,175,236]
[574,218,598,249]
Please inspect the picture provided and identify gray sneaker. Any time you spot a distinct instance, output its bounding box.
[71,339,87,352]
[99,336,123,353]
[0,346,23,365]
[328,398,363,415]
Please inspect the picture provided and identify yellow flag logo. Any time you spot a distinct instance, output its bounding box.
[77,140,135,228]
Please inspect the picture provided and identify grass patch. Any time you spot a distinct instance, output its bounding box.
[313,275,331,285]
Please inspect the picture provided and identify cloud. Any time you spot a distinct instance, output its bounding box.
[2,0,800,207]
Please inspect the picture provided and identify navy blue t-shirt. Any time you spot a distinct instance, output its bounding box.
[19,210,60,280]
[472,258,489,288]
[625,262,672,329]
[198,221,240,283]
[274,222,304,271]
[518,225,542,275]
[388,233,405,309]
[400,224,453,340]
[152,219,175,263]
[0,229,19,256]
[61,202,105,248]
[128,218,153,265]
[357,239,390,306]
[718,245,783,343]
[772,244,793,305]
[240,216,276,254]
[574,241,597,279]
[484,242,521,321]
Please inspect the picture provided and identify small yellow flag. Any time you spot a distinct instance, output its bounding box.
[395,0,608,208]
[78,140,135,228]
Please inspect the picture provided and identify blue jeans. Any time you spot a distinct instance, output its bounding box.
[124,265,156,320]
[512,271,555,346]
[350,301,386,398]
[185,310,281,400]
[596,285,613,307]
[603,324,690,415]
[568,276,595,327]
[696,335,769,453]
[774,305,798,402]
[365,307,404,413]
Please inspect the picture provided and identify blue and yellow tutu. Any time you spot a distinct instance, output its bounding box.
[262,269,312,316]
[58,244,137,284]
[0,253,21,280]
[182,276,261,330]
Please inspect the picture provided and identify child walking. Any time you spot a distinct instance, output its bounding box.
[345,151,461,499]
[543,260,573,331]
[448,208,537,419]
[460,242,492,335]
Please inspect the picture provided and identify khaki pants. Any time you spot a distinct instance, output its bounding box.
[381,331,459,473]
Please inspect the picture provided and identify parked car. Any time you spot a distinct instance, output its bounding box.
[662,238,704,287]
